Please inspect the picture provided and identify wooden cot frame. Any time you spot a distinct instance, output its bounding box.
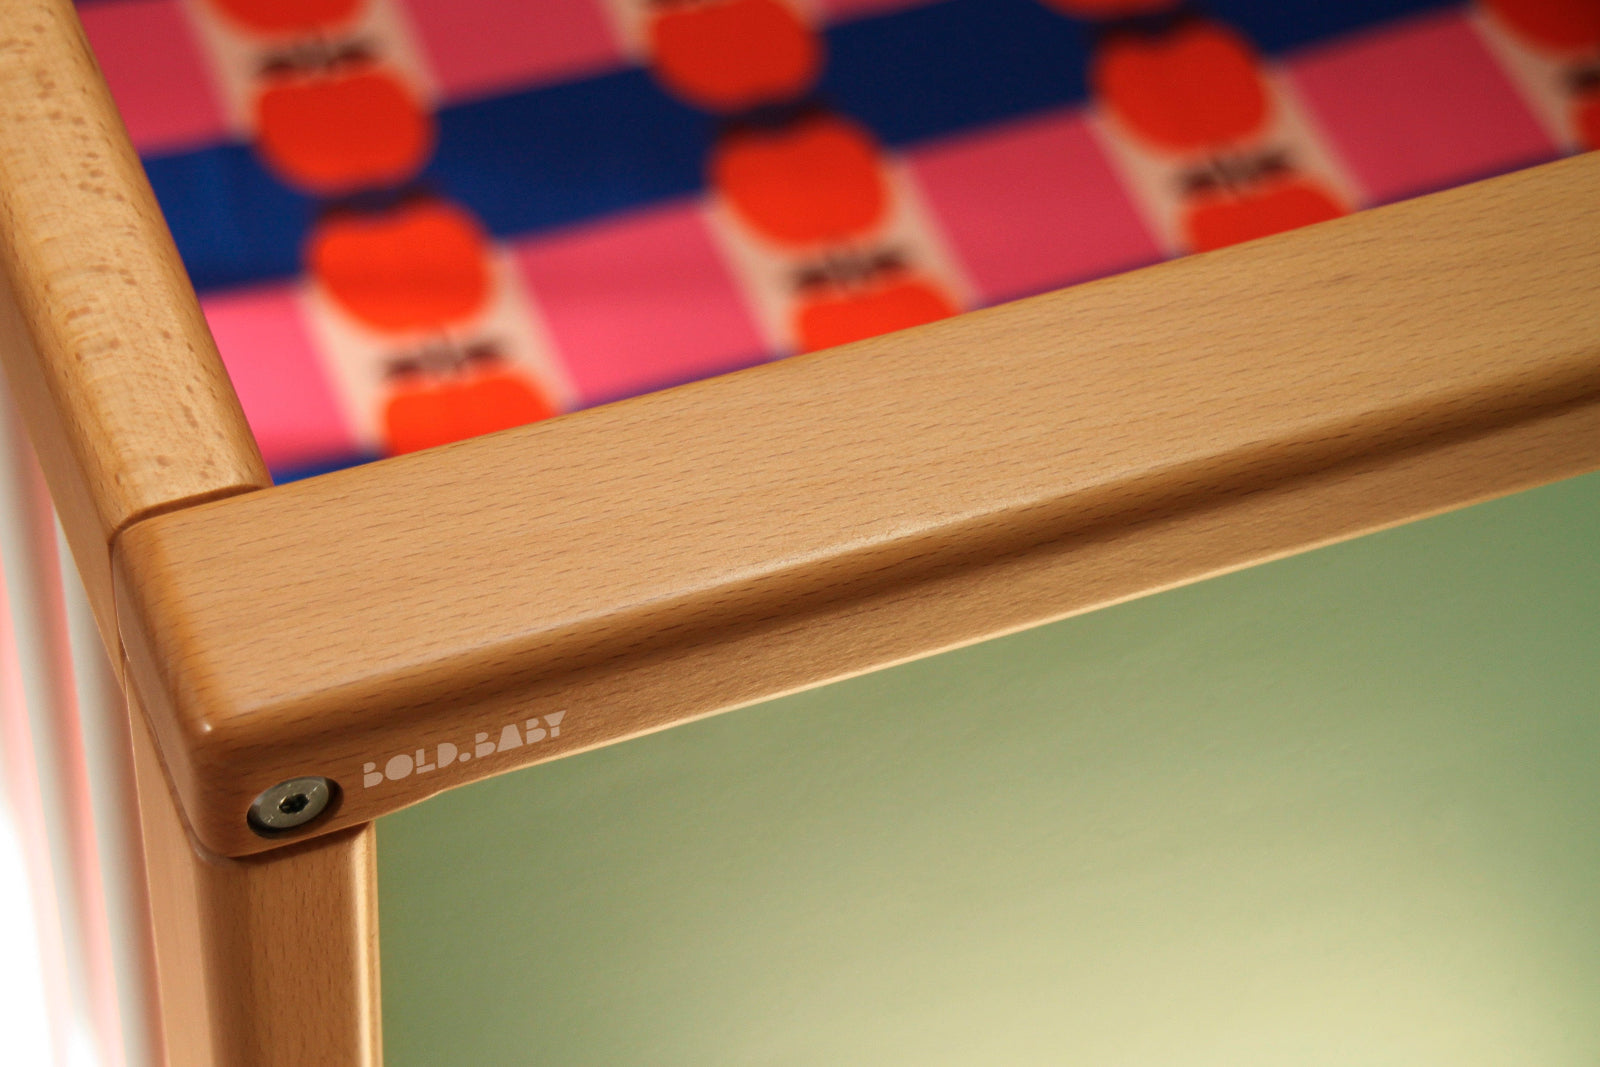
[1,0,1597,1062]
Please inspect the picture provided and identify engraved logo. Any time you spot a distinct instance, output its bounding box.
[362,711,567,788]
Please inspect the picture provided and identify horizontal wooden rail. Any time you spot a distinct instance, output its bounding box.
[116,153,1600,857]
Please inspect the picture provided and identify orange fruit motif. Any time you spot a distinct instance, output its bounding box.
[308,199,492,333]
[382,367,555,455]
[254,65,434,194]
[711,114,889,247]
[1576,92,1600,148]
[204,0,364,36]
[1484,0,1600,52]
[1095,21,1271,152]
[647,0,822,111]
[1037,0,1180,17]
[1181,177,1345,252]
[794,276,957,352]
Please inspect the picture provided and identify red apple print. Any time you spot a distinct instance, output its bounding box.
[1576,91,1600,148]
[647,0,822,112]
[383,366,555,455]
[308,199,492,333]
[1095,20,1271,152]
[1181,176,1345,252]
[1484,0,1600,52]
[794,275,957,352]
[203,0,363,36]
[254,64,433,194]
[1037,0,1180,17]
[711,113,889,247]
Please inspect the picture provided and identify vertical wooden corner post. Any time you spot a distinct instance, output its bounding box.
[0,1,380,1063]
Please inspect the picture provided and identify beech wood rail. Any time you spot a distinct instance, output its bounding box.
[116,153,1600,858]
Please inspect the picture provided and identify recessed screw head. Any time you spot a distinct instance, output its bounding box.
[247,776,336,836]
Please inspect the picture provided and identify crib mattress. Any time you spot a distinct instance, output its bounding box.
[80,0,1598,478]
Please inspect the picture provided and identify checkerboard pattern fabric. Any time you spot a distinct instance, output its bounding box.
[77,0,1596,478]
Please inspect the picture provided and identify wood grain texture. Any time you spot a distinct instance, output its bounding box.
[0,3,371,1059]
[130,687,380,1067]
[115,153,1600,858]
[0,0,268,652]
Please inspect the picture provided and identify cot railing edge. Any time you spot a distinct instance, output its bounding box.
[112,152,1600,859]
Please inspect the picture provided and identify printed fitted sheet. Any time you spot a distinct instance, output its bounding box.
[77,0,1599,479]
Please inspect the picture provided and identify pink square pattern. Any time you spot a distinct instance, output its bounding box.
[908,109,1161,303]
[202,285,357,471]
[515,200,767,405]
[400,0,624,102]
[1287,10,1557,204]
[79,0,227,154]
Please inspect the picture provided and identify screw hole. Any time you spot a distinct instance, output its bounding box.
[248,776,337,837]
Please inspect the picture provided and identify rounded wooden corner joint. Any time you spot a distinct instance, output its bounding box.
[112,155,1600,860]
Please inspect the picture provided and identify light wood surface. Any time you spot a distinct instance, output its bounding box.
[0,0,269,653]
[0,5,373,1062]
[114,152,1600,857]
[130,686,380,1067]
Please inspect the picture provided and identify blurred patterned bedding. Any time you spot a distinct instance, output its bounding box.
[77,0,1598,477]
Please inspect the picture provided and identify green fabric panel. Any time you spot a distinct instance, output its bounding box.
[378,471,1600,1065]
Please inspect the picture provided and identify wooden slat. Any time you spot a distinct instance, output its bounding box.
[0,0,269,652]
[130,688,380,1067]
[115,153,1600,858]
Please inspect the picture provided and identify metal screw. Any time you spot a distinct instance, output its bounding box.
[247,776,336,836]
